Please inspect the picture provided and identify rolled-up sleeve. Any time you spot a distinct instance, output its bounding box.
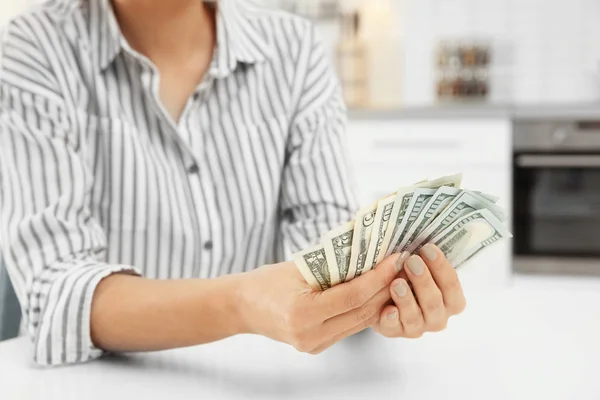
[278,24,359,256]
[0,24,139,366]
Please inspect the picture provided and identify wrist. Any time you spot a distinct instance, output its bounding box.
[221,273,252,336]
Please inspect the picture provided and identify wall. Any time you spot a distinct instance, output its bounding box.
[402,0,600,106]
[294,0,600,107]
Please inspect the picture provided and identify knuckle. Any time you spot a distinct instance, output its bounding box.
[288,329,313,353]
[445,276,463,294]
[428,320,448,333]
[422,296,444,314]
[380,327,401,338]
[448,296,467,315]
[294,343,312,353]
[309,348,324,355]
[425,303,444,316]
[406,331,424,339]
[419,279,435,292]
[291,335,313,353]
[402,314,424,331]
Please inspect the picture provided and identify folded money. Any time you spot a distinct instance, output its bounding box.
[293,173,513,291]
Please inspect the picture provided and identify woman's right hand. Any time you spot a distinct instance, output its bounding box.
[237,253,406,354]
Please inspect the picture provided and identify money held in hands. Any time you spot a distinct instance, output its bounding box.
[293,173,513,291]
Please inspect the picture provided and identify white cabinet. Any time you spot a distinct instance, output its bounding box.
[346,117,513,292]
[346,118,512,207]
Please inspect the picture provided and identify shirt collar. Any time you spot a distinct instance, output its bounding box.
[88,0,272,75]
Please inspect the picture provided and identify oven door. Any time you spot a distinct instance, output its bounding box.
[513,153,600,276]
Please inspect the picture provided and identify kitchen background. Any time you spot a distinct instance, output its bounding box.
[267,0,600,106]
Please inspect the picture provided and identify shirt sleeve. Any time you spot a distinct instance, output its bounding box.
[278,23,360,258]
[0,23,140,366]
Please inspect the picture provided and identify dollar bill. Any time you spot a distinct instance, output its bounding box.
[362,194,396,273]
[322,221,355,286]
[346,201,378,281]
[292,245,332,291]
[381,187,418,259]
[382,173,463,259]
[422,173,463,189]
[473,191,500,203]
[430,208,513,269]
[387,188,436,255]
[292,172,513,291]
[470,191,507,221]
[406,190,506,254]
[400,186,461,251]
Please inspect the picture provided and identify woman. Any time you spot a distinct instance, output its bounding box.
[0,0,466,366]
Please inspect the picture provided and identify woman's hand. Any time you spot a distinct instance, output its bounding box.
[374,244,467,338]
[238,254,404,354]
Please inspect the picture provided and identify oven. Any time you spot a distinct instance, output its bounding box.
[513,120,600,276]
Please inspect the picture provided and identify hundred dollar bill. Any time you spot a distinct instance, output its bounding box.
[322,221,355,286]
[380,187,418,259]
[422,173,462,189]
[406,190,506,254]
[405,191,487,253]
[293,245,332,291]
[362,194,396,273]
[346,201,378,281]
[473,191,500,204]
[400,186,461,251]
[470,191,507,221]
[387,188,437,255]
[382,173,463,259]
[430,208,513,269]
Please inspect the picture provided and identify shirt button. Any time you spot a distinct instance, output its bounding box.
[188,164,199,174]
[204,241,213,251]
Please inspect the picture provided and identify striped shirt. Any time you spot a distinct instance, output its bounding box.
[0,0,357,366]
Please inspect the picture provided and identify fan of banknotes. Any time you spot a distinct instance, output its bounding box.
[293,173,513,291]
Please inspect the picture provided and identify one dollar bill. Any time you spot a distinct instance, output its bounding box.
[346,201,379,281]
[293,245,332,291]
[361,194,396,274]
[322,221,355,286]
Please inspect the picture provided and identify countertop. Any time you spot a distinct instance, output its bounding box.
[1,274,599,400]
[349,103,600,121]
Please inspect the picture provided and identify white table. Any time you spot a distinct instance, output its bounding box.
[1,275,599,400]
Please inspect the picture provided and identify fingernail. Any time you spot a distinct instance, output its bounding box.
[422,244,438,261]
[394,252,410,273]
[387,310,398,320]
[407,256,425,276]
[393,280,407,297]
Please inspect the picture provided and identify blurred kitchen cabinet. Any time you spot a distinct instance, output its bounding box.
[346,118,512,207]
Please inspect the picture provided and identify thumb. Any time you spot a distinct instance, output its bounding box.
[371,251,411,288]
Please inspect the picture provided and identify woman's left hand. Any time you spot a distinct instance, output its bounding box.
[373,244,467,338]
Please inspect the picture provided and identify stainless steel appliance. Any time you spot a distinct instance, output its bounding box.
[513,120,600,276]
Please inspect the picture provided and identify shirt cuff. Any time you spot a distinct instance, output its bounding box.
[33,264,141,366]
